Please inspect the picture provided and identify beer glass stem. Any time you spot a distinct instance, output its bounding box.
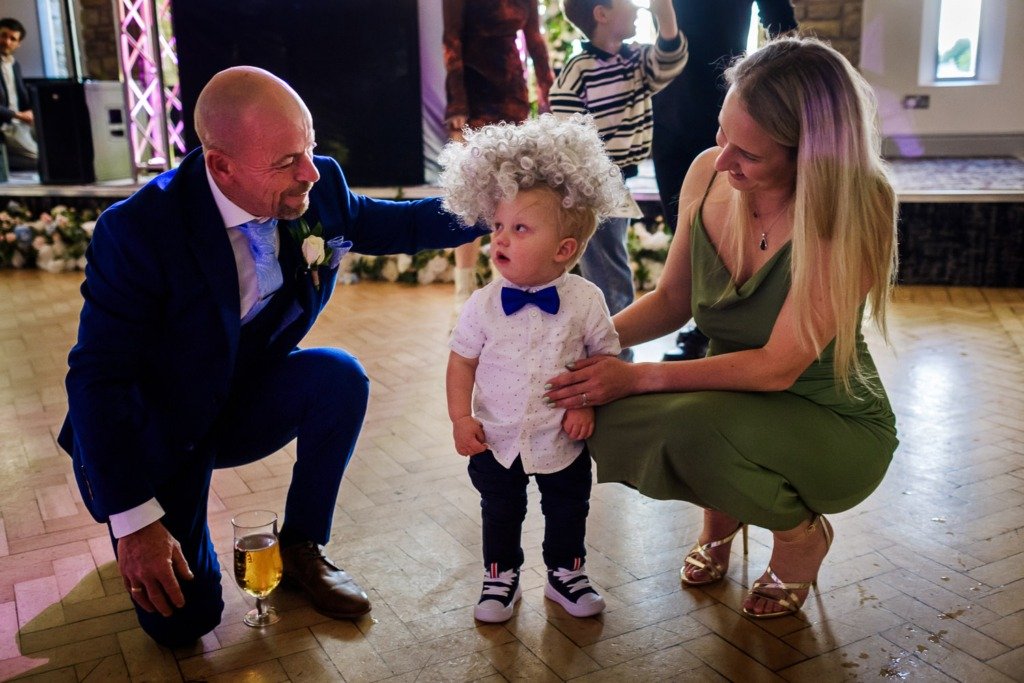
[255,597,269,621]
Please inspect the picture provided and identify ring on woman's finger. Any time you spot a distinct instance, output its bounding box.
[129,586,144,593]
[581,392,589,407]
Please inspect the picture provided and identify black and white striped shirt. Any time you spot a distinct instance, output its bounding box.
[550,35,688,175]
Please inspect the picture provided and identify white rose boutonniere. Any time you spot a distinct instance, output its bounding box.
[290,218,353,289]
[302,234,326,268]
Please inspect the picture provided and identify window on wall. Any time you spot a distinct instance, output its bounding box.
[935,0,982,80]
[919,0,1005,87]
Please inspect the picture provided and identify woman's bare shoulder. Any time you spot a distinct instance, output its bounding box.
[680,148,720,201]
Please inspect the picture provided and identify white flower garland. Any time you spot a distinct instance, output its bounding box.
[2,200,674,291]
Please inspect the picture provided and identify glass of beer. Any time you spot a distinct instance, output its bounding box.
[232,509,283,627]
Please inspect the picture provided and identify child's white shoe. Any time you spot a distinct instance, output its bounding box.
[544,561,605,617]
[474,565,521,623]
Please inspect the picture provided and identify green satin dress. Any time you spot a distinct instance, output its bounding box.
[588,187,898,530]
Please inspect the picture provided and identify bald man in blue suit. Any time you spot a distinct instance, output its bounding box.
[59,66,484,646]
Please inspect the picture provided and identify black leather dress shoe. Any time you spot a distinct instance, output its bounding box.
[281,542,371,619]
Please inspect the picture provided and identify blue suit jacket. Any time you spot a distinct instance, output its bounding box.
[59,148,483,522]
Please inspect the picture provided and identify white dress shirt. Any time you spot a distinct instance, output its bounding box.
[108,165,276,538]
[1,55,19,114]
[205,166,281,319]
[449,272,620,474]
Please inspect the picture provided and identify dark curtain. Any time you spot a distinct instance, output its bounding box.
[171,0,424,186]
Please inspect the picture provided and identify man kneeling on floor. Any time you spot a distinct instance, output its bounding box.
[59,66,483,646]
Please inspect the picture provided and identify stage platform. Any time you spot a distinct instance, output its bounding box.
[3,157,1023,286]
[4,157,1024,202]
[0,173,442,202]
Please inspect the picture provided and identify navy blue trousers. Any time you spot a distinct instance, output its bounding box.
[467,448,592,571]
[130,347,368,646]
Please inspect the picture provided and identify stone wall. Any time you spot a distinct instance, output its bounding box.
[77,0,117,80]
[792,0,863,65]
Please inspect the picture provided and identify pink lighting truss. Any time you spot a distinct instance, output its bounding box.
[114,0,184,178]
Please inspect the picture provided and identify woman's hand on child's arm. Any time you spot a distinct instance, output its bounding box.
[543,355,638,409]
[452,416,488,456]
[561,407,595,440]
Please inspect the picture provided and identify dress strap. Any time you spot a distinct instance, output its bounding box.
[689,171,718,238]
[700,171,718,209]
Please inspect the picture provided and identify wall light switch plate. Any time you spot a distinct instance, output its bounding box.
[902,95,931,109]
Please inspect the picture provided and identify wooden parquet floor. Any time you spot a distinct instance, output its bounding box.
[0,271,1022,682]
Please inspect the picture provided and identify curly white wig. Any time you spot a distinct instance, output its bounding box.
[437,113,629,227]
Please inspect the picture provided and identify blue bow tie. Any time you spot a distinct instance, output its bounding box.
[501,285,560,316]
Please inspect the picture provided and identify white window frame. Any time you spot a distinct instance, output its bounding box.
[919,0,1006,87]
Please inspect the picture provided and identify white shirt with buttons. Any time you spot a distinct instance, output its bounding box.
[450,272,620,474]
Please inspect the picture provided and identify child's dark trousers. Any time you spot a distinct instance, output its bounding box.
[467,447,592,571]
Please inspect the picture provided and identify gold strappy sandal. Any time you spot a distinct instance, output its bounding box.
[680,523,748,586]
[743,515,834,619]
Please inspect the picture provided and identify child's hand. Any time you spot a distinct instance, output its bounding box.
[448,115,468,143]
[649,0,674,21]
[561,406,595,441]
[537,90,550,114]
[649,0,679,39]
[453,416,488,456]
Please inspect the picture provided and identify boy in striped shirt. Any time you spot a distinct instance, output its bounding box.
[550,0,688,342]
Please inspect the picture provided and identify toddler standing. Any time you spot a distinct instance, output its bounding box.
[439,114,628,622]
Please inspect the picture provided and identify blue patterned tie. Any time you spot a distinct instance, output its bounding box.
[501,285,560,316]
[237,219,283,322]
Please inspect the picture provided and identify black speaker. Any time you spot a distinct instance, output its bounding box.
[31,80,95,184]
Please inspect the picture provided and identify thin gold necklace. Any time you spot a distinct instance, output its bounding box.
[752,202,789,251]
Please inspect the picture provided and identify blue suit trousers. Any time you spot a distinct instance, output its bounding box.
[132,347,368,646]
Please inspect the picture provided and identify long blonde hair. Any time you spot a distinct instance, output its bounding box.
[723,37,897,394]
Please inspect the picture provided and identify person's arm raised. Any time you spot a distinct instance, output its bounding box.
[650,0,679,41]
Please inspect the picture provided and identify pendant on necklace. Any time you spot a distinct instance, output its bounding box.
[759,233,768,251]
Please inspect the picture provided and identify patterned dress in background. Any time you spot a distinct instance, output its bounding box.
[442,0,554,128]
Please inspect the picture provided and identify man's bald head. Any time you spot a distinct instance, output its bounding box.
[194,66,310,154]
[196,66,320,220]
